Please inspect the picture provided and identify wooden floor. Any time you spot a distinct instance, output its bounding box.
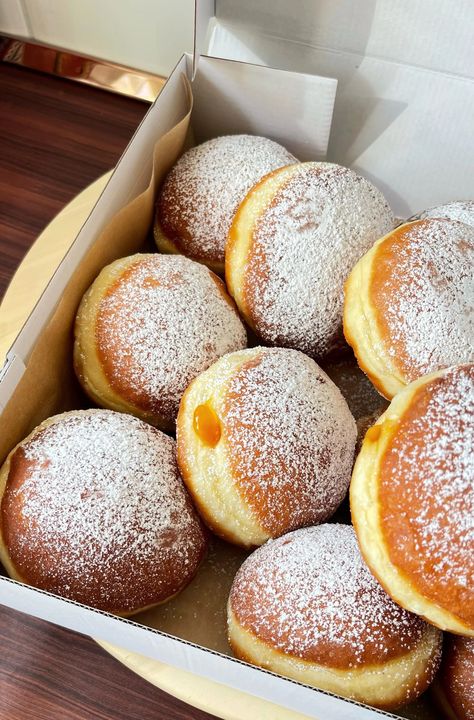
[0,62,215,720]
[0,63,145,295]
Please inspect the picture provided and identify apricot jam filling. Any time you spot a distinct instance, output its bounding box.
[365,418,399,444]
[193,403,221,447]
[365,424,382,442]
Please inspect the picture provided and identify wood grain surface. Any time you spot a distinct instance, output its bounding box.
[1,63,143,294]
[0,62,216,720]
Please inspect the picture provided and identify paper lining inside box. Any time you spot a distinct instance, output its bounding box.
[0,56,441,720]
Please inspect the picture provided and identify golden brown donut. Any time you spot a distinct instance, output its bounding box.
[0,409,207,615]
[351,364,474,636]
[435,635,474,720]
[177,347,357,547]
[154,135,296,273]
[74,253,247,431]
[344,218,474,399]
[226,162,394,358]
[228,524,442,709]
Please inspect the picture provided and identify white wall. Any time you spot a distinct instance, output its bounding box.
[0,0,194,76]
[0,0,30,36]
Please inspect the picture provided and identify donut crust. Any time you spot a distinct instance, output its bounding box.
[227,526,442,709]
[226,162,394,358]
[177,348,356,547]
[351,365,474,635]
[74,253,246,431]
[155,135,296,272]
[0,410,207,616]
[229,606,441,710]
[344,219,474,399]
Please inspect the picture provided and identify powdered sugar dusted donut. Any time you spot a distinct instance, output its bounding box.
[228,524,442,709]
[74,254,247,431]
[0,410,207,615]
[410,200,474,227]
[344,218,474,399]
[154,135,297,273]
[351,364,474,636]
[177,347,357,547]
[436,635,474,720]
[226,162,394,358]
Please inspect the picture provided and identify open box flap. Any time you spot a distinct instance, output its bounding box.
[192,55,337,161]
[205,0,474,217]
[193,0,337,157]
[214,0,473,76]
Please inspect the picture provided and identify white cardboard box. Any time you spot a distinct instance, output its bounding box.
[210,0,474,219]
[0,2,470,718]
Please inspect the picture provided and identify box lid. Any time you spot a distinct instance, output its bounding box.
[192,0,339,174]
[199,0,474,217]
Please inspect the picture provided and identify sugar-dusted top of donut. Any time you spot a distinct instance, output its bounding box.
[371,219,474,381]
[379,364,474,628]
[242,162,394,357]
[223,348,356,534]
[411,200,474,227]
[157,135,297,264]
[1,410,206,611]
[97,254,247,425]
[230,524,429,669]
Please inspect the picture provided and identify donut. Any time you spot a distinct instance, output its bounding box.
[226,162,394,358]
[154,135,297,273]
[351,364,474,636]
[410,200,474,227]
[0,410,207,615]
[435,635,474,720]
[344,218,474,399]
[177,347,357,547]
[74,253,247,431]
[228,524,442,709]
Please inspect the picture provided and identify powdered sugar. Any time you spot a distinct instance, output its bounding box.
[230,524,427,667]
[375,219,474,379]
[3,410,205,610]
[157,135,296,264]
[222,348,357,534]
[246,162,394,357]
[97,254,246,426]
[411,200,474,228]
[380,365,474,601]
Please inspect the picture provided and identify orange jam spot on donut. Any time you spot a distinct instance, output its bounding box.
[193,404,221,447]
[367,419,398,444]
[366,424,382,442]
